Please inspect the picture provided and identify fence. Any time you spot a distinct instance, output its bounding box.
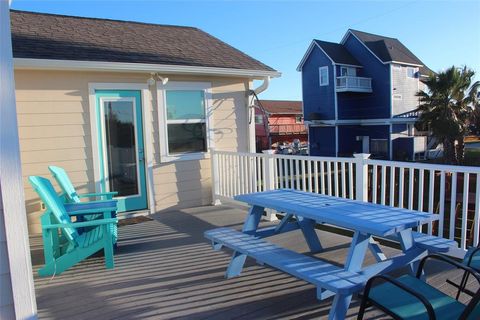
[211,149,480,253]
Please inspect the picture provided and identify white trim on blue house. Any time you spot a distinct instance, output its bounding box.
[297,41,335,71]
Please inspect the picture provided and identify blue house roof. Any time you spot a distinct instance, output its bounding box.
[313,40,361,66]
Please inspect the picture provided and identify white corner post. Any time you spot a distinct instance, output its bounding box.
[0,2,37,319]
[354,153,370,202]
[210,148,221,205]
[262,150,278,221]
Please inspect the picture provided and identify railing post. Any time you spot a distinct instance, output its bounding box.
[262,149,278,221]
[354,153,370,202]
[210,148,221,205]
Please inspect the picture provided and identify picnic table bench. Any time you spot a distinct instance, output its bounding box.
[205,189,459,320]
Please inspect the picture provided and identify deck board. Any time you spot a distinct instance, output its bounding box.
[31,204,478,319]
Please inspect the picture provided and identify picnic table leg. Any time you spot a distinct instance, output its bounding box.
[242,205,265,234]
[225,205,265,278]
[345,231,370,272]
[296,215,323,253]
[398,229,421,275]
[328,293,352,320]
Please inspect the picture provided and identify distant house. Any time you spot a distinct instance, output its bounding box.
[255,100,307,152]
[297,29,433,160]
[10,10,279,233]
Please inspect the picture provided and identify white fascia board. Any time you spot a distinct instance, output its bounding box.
[387,61,424,67]
[13,58,281,79]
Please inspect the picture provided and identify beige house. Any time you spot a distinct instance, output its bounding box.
[11,10,280,234]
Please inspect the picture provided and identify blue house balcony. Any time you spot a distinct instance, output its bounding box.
[336,76,372,93]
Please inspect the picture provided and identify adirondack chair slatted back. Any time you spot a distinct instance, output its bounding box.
[29,176,79,242]
[48,165,81,203]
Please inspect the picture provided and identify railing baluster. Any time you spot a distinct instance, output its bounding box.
[349,162,354,199]
[372,165,378,204]
[327,161,332,196]
[438,171,446,238]
[341,162,346,198]
[427,170,435,235]
[295,159,301,190]
[307,160,313,192]
[301,160,307,191]
[380,165,386,205]
[418,169,424,212]
[449,172,457,240]
[334,162,339,197]
[314,161,319,193]
[461,173,469,250]
[474,174,480,247]
[390,166,395,207]
[279,158,284,189]
[398,167,405,208]
[320,161,325,195]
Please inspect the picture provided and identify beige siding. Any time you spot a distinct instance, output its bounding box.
[391,65,421,116]
[15,70,249,234]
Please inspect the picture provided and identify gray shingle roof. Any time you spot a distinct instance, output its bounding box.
[314,40,361,66]
[348,29,433,75]
[10,10,276,72]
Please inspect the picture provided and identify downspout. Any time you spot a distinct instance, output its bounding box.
[248,77,271,152]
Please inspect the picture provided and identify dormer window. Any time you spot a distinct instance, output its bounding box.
[340,66,356,77]
[319,66,329,86]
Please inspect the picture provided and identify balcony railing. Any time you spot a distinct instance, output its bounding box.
[336,76,372,92]
[211,149,480,256]
[269,124,307,135]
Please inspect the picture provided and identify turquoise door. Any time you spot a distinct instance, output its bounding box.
[96,90,147,212]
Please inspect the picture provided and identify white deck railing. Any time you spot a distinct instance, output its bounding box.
[211,149,480,254]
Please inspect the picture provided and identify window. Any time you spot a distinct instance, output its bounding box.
[255,114,264,124]
[393,94,402,100]
[407,67,417,78]
[340,66,356,77]
[158,82,212,162]
[295,116,302,123]
[319,66,329,86]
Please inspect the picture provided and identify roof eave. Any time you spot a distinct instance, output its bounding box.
[13,58,281,79]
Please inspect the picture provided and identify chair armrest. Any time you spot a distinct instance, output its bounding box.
[65,200,117,212]
[465,246,480,267]
[66,207,117,216]
[42,218,118,229]
[78,192,118,199]
[416,254,480,284]
[363,274,436,320]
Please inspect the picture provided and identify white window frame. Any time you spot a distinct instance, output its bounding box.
[255,114,264,124]
[340,66,356,77]
[295,115,302,123]
[157,81,213,162]
[406,67,417,78]
[319,66,329,86]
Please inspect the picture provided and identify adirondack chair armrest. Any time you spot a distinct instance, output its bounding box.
[42,218,118,230]
[78,192,118,199]
[416,254,480,284]
[66,207,117,216]
[362,274,436,320]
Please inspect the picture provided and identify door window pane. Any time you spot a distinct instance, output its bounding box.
[167,123,206,154]
[166,90,205,120]
[104,100,139,196]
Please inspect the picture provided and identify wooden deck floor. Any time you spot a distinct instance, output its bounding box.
[30,204,477,319]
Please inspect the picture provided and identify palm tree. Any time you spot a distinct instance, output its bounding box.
[416,66,479,164]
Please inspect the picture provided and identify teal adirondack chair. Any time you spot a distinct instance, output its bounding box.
[358,254,480,320]
[48,165,117,202]
[447,245,480,299]
[48,165,118,243]
[29,176,118,277]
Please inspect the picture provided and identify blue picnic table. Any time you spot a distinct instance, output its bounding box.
[205,189,458,320]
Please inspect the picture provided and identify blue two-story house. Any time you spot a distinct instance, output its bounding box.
[298,29,433,160]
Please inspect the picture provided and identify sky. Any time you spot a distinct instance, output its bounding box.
[10,0,480,101]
